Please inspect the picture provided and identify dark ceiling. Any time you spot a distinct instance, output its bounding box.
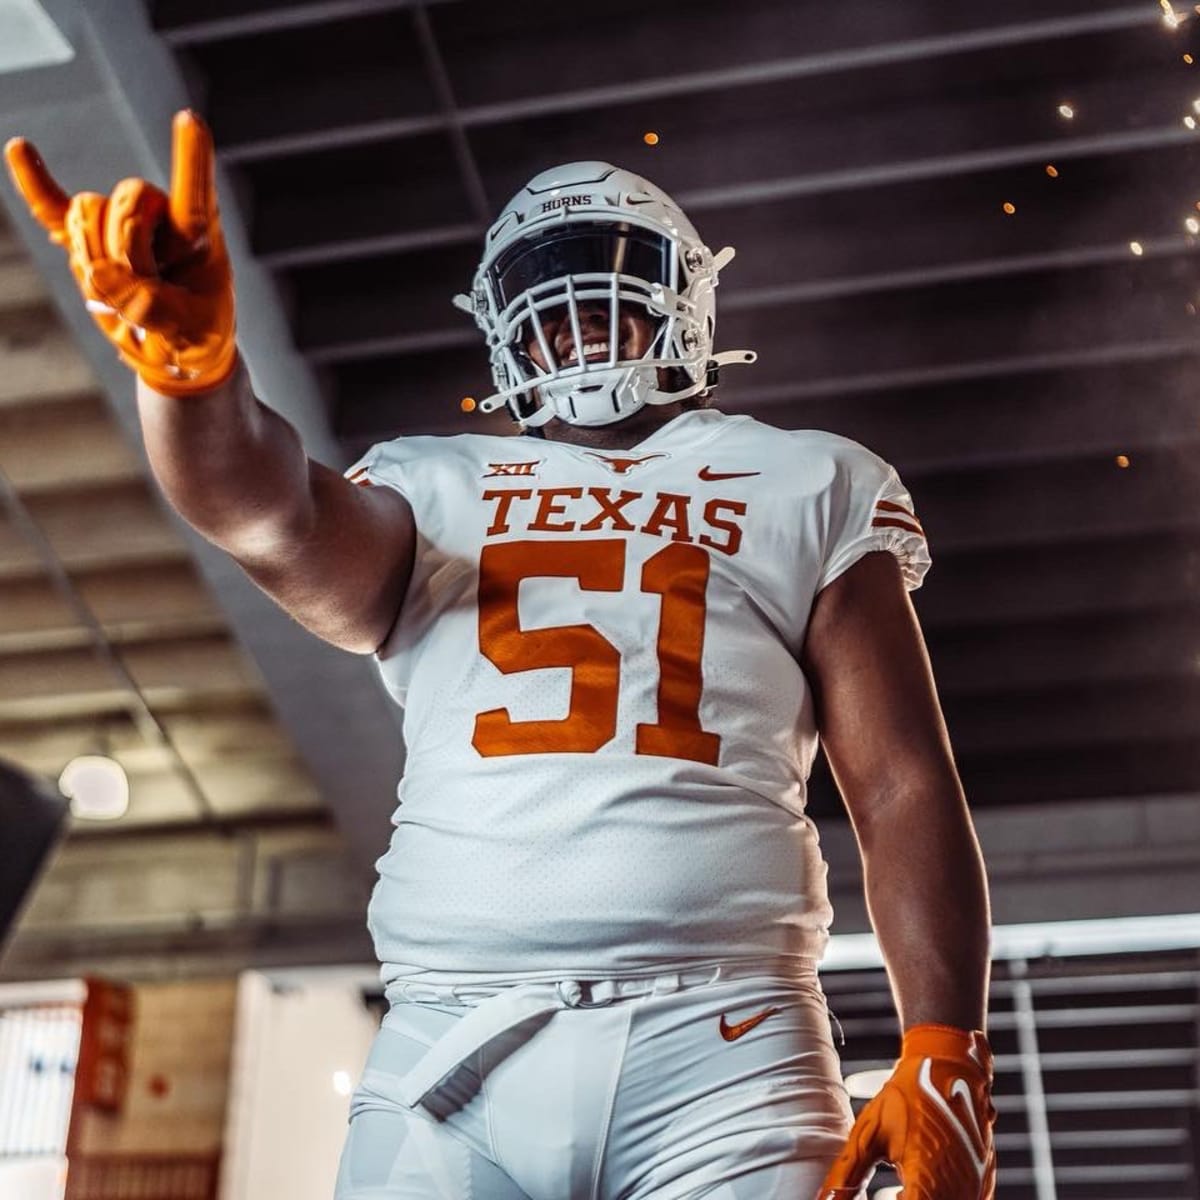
[144,0,1200,821]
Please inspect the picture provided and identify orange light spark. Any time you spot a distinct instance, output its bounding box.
[1002,202,1016,215]
[1045,164,1059,178]
[460,397,477,413]
[1115,455,1131,469]
[643,131,660,146]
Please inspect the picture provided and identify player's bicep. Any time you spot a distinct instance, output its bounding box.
[800,549,960,836]
[236,460,417,654]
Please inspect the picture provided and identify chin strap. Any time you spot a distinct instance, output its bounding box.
[705,349,757,390]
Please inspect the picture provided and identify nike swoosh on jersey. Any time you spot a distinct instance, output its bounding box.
[718,1005,781,1041]
[698,466,761,481]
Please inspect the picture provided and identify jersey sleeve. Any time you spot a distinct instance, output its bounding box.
[343,439,418,499]
[816,440,932,594]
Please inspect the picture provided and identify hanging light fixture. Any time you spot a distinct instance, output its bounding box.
[59,755,129,821]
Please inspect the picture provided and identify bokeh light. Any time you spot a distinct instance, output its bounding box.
[59,755,129,821]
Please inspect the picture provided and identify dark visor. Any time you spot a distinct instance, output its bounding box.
[489,221,674,309]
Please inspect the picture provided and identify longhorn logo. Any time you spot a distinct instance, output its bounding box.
[585,452,669,475]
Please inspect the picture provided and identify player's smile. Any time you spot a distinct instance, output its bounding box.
[563,340,615,365]
[526,301,653,370]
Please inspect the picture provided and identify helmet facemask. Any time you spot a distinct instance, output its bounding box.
[480,220,711,428]
[455,162,754,428]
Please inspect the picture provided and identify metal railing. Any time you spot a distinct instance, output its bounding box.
[824,950,1200,1200]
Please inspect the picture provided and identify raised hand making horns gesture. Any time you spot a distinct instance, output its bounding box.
[3,109,237,397]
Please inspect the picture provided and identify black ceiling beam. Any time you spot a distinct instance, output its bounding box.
[717,254,1199,399]
[720,239,1191,314]
[942,676,1200,752]
[733,337,1200,409]
[409,3,490,226]
[207,5,1156,163]
[438,5,1180,208]
[925,606,1200,701]
[768,362,1200,479]
[239,117,1195,265]
[250,115,1197,288]
[152,0,460,46]
[911,443,1200,553]
[434,4,1155,129]
[805,729,1200,815]
[260,221,478,271]
[679,125,1193,213]
[918,529,1200,630]
[224,112,444,164]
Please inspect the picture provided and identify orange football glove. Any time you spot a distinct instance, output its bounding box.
[3,109,236,397]
[818,1024,996,1200]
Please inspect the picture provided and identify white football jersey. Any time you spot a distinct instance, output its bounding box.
[345,408,930,978]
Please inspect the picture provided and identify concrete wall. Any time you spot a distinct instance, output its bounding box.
[2,824,375,981]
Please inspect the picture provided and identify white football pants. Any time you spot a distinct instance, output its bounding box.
[335,960,855,1199]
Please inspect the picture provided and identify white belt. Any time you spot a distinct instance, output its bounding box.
[384,959,814,1112]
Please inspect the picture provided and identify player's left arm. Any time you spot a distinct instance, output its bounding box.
[802,548,996,1200]
[801,547,989,1029]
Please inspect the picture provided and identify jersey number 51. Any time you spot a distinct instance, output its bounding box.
[473,538,720,765]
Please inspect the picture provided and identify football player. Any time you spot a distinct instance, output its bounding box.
[6,111,995,1199]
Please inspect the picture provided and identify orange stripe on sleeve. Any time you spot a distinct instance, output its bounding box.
[872,515,925,537]
[875,497,921,523]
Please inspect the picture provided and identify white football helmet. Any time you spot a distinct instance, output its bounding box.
[454,161,756,428]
